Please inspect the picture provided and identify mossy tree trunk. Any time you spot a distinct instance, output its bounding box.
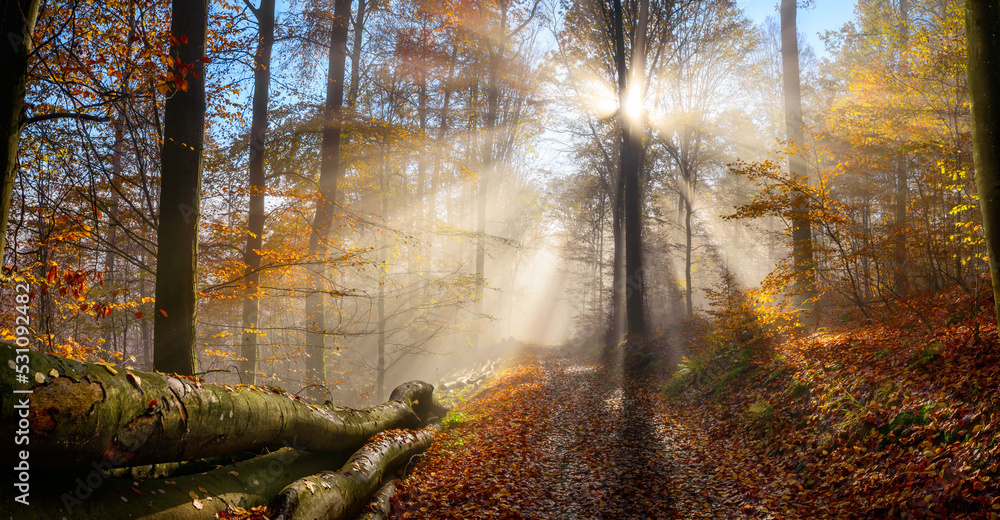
[0,344,443,471]
[5,447,350,519]
[269,428,435,520]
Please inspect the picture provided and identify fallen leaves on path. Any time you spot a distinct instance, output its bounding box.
[391,351,759,519]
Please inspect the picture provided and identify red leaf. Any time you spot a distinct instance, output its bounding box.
[158,309,168,317]
[135,312,144,319]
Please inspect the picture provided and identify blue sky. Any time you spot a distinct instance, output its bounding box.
[739,0,859,57]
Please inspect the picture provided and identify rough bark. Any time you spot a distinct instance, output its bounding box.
[0,0,42,260]
[305,0,352,398]
[966,0,1000,324]
[269,428,435,520]
[780,0,817,312]
[4,447,349,519]
[154,0,210,375]
[355,479,397,520]
[240,0,275,385]
[0,344,443,471]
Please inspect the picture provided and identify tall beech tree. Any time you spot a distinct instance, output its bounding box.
[240,0,276,384]
[0,0,42,262]
[305,0,352,396]
[153,0,210,375]
[966,0,1000,325]
[612,0,650,338]
[780,0,816,312]
[556,0,676,345]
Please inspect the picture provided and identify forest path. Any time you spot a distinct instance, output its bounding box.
[391,347,754,519]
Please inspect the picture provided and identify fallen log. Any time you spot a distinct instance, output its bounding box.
[353,479,397,520]
[268,428,435,520]
[107,453,253,480]
[437,359,498,393]
[0,343,441,470]
[2,447,350,519]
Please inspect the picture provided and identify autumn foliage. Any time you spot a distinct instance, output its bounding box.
[667,284,1000,518]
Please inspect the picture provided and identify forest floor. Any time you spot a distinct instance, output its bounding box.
[389,348,764,519]
[390,291,1000,519]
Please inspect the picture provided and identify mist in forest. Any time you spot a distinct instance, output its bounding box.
[2,0,983,409]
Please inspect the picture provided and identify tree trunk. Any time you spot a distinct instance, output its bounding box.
[140,263,153,368]
[240,0,276,385]
[613,0,648,339]
[269,428,435,520]
[102,119,124,354]
[6,448,350,519]
[377,276,385,403]
[346,0,367,108]
[305,0,352,398]
[356,479,398,520]
[0,0,41,262]
[0,344,445,471]
[606,179,624,357]
[780,0,817,312]
[966,0,1000,325]
[376,189,387,403]
[684,192,693,315]
[412,38,429,305]
[604,0,627,357]
[893,0,909,295]
[429,41,458,228]
[154,0,210,375]
[476,32,501,331]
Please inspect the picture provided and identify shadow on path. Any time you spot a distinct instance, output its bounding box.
[535,348,675,519]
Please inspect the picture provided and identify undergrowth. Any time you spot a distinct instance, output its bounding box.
[661,280,1000,518]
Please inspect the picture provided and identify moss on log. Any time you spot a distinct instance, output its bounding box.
[269,428,435,520]
[354,479,397,520]
[0,343,441,470]
[1,447,349,519]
